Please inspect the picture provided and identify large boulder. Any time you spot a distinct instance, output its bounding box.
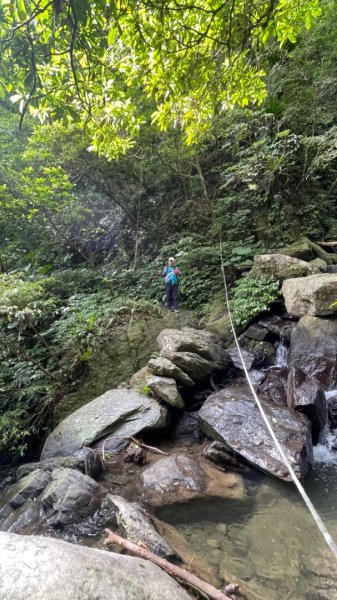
[137,454,245,507]
[287,315,337,441]
[282,273,337,317]
[0,468,106,531]
[326,390,337,429]
[39,468,106,526]
[41,389,167,459]
[106,495,178,559]
[157,327,227,368]
[198,385,313,481]
[0,532,191,600]
[249,253,319,281]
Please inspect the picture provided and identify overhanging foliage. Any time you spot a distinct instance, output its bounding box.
[0,0,320,156]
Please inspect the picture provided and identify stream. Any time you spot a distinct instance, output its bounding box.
[154,427,337,600]
[2,339,337,600]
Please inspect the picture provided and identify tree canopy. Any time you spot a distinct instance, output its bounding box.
[0,0,320,157]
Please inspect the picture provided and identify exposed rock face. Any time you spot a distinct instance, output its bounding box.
[0,532,191,600]
[41,389,167,459]
[244,339,276,367]
[282,273,337,317]
[16,457,83,480]
[157,327,227,368]
[249,254,319,281]
[279,238,315,262]
[198,385,313,481]
[106,494,178,559]
[310,257,328,272]
[287,315,337,441]
[148,356,195,387]
[129,365,151,389]
[137,454,245,506]
[54,311,198,423]
[147,376,185,408]
[243,323,269,341]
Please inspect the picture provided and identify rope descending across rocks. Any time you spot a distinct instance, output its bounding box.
[219,235,337,562]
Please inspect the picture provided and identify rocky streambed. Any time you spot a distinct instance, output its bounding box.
[2,255,337,600]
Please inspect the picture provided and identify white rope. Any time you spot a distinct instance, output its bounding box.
[219,237,337,561]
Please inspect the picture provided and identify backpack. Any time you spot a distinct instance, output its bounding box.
[164,266,178,285]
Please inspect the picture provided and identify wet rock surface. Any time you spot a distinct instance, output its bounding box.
[0,467,106,532]
[137,453,245,507]
[226,347,257,370]
[41,389,167,459]
[106,494,178,559]
[287,315,337,440]
[199,385,313,481]
[39,468,106,526]
[257,367,288,405]
[0,531,192,600]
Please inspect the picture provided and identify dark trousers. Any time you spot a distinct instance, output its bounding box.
[165,283,179,309]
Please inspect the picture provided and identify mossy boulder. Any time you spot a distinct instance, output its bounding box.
[249,253,320,281]
[54,311,197,424]
[279,237,337,265]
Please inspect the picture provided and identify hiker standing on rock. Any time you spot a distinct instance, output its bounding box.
[158,257,181,312]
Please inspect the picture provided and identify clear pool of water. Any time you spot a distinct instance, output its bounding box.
[156,448,337,600]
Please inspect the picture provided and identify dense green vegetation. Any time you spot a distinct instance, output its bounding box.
[1,0,337,460]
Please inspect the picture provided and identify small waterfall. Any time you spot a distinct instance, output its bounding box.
[274,340,288,368]
[313,392,337,465]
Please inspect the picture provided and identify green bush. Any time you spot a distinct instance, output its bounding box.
[230,276,280,327]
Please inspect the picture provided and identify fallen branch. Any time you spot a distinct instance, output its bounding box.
[318,241,337,247]
[100,435,169,465]
[104,529,234,600]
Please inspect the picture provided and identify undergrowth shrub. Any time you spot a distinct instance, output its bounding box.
[230,276,280,327]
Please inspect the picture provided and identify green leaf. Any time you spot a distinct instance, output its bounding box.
[17,0,26,21]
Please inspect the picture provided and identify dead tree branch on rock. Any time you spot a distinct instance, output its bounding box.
[100,435,169,465]
[104,529,235,600]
